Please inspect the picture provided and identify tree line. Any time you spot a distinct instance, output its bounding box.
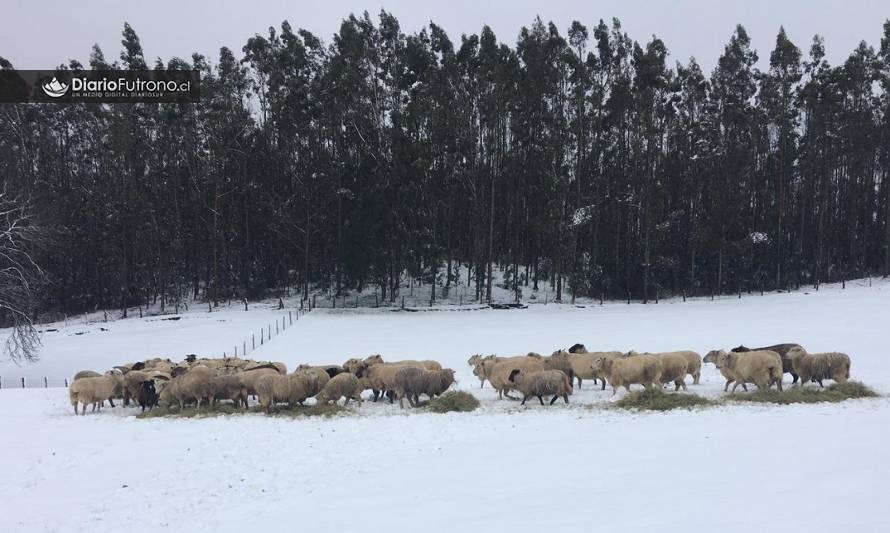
[2,13,890,320]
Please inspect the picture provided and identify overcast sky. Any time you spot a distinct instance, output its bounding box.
[3,0,888,72]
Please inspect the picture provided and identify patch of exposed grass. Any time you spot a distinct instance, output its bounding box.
[427,391,480,413]
[731,381,879,405]
[614,388,716,412]
[136,402,346,419]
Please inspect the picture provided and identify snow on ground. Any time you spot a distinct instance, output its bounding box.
[0,278,888,532]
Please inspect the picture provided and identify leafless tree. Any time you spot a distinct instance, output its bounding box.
[0,191,45,363]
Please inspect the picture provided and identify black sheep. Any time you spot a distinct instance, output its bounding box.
[136,380,158,412]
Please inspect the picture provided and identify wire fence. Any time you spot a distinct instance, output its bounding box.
[3,310,305,390]
[221,310,302,359]
[0,377,70,389]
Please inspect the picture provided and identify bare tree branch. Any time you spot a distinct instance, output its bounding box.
[0,191,45,363]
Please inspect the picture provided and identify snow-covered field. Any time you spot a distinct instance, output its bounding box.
[1,279,888,532]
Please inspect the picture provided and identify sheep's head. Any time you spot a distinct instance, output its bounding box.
[363,354,384,366]
[786,346,806,360]
[343,358,363,374]
[731,345,750,353]
[468,355,483,367]
[568,343,587,354]
[592,357,613,374]
[703,350,722,365]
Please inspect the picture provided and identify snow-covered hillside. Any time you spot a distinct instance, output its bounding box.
[0,278,888,532]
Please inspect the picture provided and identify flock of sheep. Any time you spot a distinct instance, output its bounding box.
[67,343,853,415]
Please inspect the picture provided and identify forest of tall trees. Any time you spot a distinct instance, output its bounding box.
[2,13,890,318]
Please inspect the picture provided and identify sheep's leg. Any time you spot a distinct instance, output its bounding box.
[563,394,569,404]
[730,381,740,394]
[520,395,527,406]
[601,379,607,391]
[537,395,545,406]
[693,373,700,385]
[577,377,582,389]
[723,379,732,392]
[791,372,799,385]
[549,395,558,406]
[398,395,405,409]
[817,379,824,388]
[108,398,115,408]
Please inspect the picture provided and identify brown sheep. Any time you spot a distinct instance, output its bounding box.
[593,355,662,395]
[237,364,281,398]
[507,369,573,406]
[359,359,441,402]
[68,371,123,415]
[715,350,783,393]
[787,346,851,387]
[393,368,457,408]
[316,373,364,405]
[473,354,543,394]
[657,353,689,391]
[732,343,802,383]
[210,374,248,408]
[158,366,215,409]
[295,367,331,396]
[555,348,623,389]
[256,373,313,413]
[704,350,749,392]
[487,357,546,400]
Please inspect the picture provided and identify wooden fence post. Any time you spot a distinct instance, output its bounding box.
[44,377,48,388]
[22,377,26,388]
[252,334,255,350]
[289,311,293,325]
[65,378,68,388]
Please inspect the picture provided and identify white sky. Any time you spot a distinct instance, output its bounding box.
[3,0,888,72]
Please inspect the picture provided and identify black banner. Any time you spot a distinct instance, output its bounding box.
[0,69,201,103]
